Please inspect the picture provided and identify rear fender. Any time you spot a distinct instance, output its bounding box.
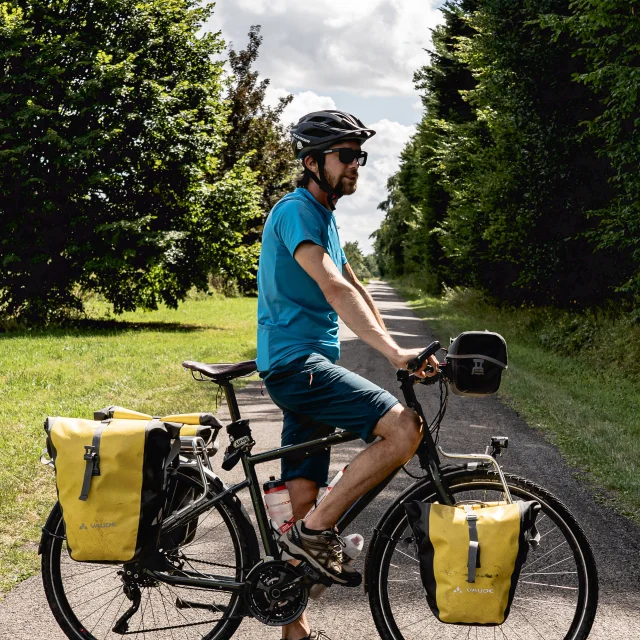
[39,502,62,555]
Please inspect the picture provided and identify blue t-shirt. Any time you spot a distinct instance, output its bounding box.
[256,188,347,372]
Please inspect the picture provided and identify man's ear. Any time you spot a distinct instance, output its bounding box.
[304,154,319,176]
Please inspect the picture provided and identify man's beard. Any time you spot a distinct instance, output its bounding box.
[327,171,358,197]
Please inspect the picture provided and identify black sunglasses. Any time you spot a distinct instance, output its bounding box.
[322,148,368,166]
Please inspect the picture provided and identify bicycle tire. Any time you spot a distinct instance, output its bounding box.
[41,468,259,640]
[367,467,598,640]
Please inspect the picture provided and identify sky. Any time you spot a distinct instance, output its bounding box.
[204,0,446,254]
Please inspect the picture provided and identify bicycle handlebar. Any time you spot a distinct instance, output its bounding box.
[406,340,441,372]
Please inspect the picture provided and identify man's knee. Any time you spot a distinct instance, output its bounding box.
[374,405,422,459]
[397,409,422,459]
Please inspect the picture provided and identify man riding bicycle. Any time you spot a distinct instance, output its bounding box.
[256,110,438,640]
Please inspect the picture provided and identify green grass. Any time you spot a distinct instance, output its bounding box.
[0,292,257,595]
[395,281,640,524]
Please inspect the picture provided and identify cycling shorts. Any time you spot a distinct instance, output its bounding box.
[261,352,399,487]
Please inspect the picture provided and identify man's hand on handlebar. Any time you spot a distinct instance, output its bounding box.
[391,348,439,379]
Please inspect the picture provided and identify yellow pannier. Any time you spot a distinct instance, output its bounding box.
[405,500,539,625]
[45,416,181,563]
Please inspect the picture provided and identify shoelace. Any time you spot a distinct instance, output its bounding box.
[308,630,333,640]
[327,532,346,564]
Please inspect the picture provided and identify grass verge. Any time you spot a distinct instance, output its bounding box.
[394,281,640,525]
[0,292,257,595]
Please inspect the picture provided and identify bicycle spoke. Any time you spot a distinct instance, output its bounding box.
[71,584,123,613]
[88,585,125,635]
[520,580,578,590]
[521,555,575,577]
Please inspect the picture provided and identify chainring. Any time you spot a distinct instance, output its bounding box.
[243,560,308,626]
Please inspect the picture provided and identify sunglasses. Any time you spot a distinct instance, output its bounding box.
[322,148,368,166]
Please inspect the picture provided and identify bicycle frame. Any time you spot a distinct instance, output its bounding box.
[147,368,455,594]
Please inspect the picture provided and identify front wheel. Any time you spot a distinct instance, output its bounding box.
[367,468,598,640]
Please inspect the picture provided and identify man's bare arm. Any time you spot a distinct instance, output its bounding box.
[342,262,387,333]
[293,242,432,373]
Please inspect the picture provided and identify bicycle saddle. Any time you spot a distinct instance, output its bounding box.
[182,360,257,382]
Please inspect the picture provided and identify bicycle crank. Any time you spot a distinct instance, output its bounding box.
[243,560,309,626]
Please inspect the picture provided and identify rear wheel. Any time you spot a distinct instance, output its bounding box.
[367,468,598,640]
[41,469,257,640]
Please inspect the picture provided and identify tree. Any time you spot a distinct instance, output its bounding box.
[0,0,261,323]
[221,25,298,213]
[545,1,640,298]
[342,241,371,281]
[364,254,380,278]
[375,0,628,307]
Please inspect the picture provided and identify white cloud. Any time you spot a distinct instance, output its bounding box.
[264,89,337,127]
[206,1,442,97]
[336,119,416,254]
[206,1,442,252]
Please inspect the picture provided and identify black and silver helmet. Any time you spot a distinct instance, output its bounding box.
[291,110,376,159]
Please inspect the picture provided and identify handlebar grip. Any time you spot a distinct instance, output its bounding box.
[407,341,441,372]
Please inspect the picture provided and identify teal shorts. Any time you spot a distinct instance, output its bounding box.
[262,353,399,487]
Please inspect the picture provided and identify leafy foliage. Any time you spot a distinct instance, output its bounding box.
[0,0,261,323]
[221,25,298,214]
[342,241,371,280]
[542,2,640,296]
[374,0,640,308]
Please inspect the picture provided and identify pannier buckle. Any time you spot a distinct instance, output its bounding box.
[84,445,100,476]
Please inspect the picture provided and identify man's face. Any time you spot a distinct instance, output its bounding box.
[307,140,362,197]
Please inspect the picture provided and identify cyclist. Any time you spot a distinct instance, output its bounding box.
[257,110,438,640]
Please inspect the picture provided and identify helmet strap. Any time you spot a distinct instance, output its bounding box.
[303,155,341,212]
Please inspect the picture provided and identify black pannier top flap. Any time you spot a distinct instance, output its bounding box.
[445,331,508,397]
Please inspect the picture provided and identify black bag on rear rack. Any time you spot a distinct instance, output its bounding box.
[445,331,508,397]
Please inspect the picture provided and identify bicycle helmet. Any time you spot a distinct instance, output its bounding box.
[291,110,376,210]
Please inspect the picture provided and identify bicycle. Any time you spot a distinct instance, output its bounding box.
[40,341,598,639]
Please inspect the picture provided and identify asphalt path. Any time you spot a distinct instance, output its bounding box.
[1,281,638,639]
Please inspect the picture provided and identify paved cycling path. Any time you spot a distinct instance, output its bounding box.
[1,281,638,638]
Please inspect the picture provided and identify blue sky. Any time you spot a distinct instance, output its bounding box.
[204,1,446,254]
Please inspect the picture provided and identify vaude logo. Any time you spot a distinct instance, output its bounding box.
[471,358,485,376]
[80,522,116,530]
[453,585,495,594]
[292,132,311,143]
[233,435,251,449]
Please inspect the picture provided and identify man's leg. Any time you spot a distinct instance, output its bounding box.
[304,404,421,531]
[281,478,319,640]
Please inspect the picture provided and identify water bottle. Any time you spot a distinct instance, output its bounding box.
[263,476,294,534]
[309,532,364,599]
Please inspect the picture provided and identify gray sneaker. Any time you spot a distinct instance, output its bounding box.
[278,520,357,585]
